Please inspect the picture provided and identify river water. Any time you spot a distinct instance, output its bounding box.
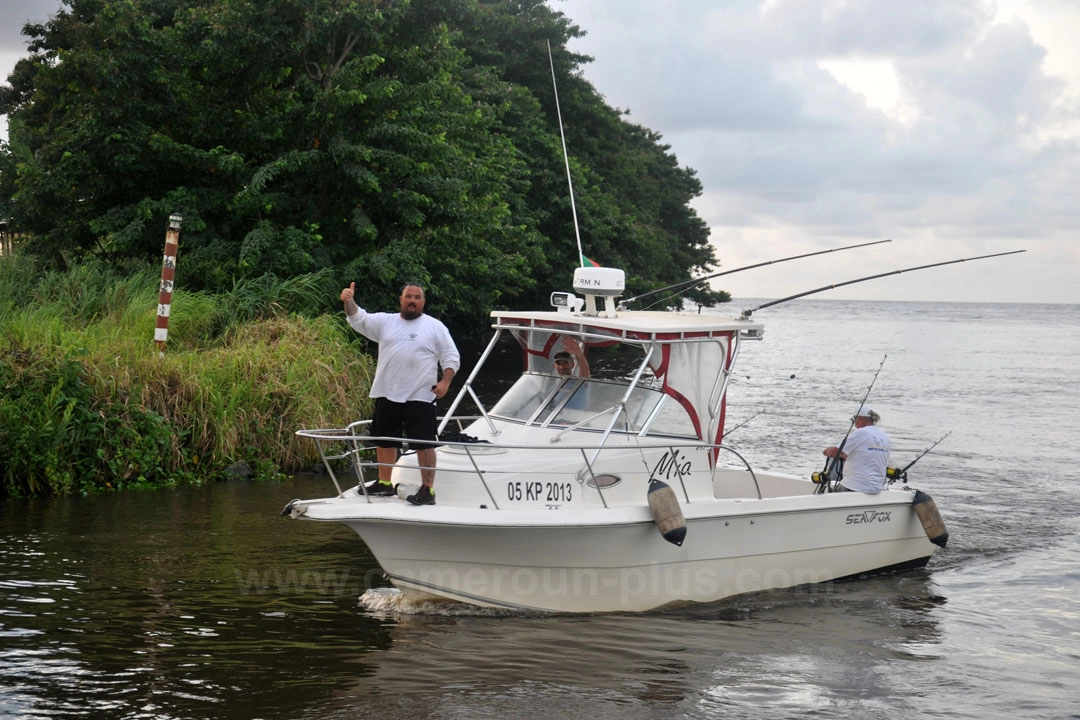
[2,299,1078,719]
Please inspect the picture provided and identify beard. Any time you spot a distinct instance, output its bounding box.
[401,306,422,320]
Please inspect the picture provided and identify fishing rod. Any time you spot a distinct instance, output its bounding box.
[885,431,953,485]
[722,410,764,440]
[741,250,1026,318]
[813,354,887,494]
[620,239,893,308]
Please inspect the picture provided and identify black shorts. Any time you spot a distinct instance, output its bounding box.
[371,397,437,450]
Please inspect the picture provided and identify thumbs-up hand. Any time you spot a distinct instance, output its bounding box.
[340,282,355,303]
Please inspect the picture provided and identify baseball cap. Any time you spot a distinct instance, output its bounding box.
[852,404,881,422]
[554,351,573,362]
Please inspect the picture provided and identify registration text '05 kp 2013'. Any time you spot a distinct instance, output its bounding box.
[507,481,574,504]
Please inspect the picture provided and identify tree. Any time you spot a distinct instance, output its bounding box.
[451,0,724,307]
[1,0,725,334]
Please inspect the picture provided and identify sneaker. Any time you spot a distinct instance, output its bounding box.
[406,485,435,506]
[365,481,397,497]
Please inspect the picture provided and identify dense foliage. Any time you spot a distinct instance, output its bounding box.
[0,0,726,334]
[0,256,374,497]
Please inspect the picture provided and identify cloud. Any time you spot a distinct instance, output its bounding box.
[0,0,59,53]
[556,0,1080,303]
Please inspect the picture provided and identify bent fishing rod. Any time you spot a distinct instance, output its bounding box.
[741,249,1026,318]
[619,239,893,308]
[814,355,887,494]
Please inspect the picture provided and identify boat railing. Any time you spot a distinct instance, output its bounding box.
[298,419,373,496]
[717,445,763,500]
[296,419,764,505]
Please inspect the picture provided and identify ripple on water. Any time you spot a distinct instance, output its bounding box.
[359,587,546,618]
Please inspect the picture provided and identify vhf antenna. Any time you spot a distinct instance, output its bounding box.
[547,39,586,269]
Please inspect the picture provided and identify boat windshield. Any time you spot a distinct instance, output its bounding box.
[489,373,697,437]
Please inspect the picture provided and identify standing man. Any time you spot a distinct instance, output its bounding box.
[341,281,460,506]
[822,404,891,493]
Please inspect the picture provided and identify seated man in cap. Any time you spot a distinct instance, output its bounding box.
[822,404,891,493]
[552,337,590,378]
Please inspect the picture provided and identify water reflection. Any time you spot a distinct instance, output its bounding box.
[0,482,398,719]
[328,574,946,719]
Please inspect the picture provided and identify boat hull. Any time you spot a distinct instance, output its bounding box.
[297,490,937,613]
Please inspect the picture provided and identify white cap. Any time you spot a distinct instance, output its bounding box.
[853,404,881,423]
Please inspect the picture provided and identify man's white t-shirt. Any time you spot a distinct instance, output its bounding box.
[346,310,460,403]
[839,425,891,493]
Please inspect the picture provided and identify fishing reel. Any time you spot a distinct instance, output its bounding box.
[811,463,841,488]
[816,466,907,486]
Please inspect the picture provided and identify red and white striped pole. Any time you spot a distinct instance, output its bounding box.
[154,214,183,358]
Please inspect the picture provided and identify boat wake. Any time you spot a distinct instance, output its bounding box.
[358,587,540,617]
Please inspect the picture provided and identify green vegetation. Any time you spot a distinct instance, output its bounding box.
[0,0,728,337]
[0,256,374,497]
[0,0,737,496]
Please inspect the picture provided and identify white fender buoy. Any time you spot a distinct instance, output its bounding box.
[912,489,949,548]
[647,479,687,546]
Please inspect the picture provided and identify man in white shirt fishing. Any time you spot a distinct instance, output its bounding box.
[340,281,460,506]
[823,404,891,493]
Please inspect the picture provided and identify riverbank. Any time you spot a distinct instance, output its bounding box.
[0,256,374,497]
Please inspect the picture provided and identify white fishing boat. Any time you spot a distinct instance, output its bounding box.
[282,266,949,613]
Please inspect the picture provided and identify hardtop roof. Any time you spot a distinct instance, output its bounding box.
[490,309,764,341]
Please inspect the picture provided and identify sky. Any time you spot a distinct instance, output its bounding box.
[3,1,1079,304]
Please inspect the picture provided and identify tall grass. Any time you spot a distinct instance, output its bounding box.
[0,256,373,496]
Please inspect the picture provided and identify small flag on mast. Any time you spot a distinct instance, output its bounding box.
[581,254,600,268]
